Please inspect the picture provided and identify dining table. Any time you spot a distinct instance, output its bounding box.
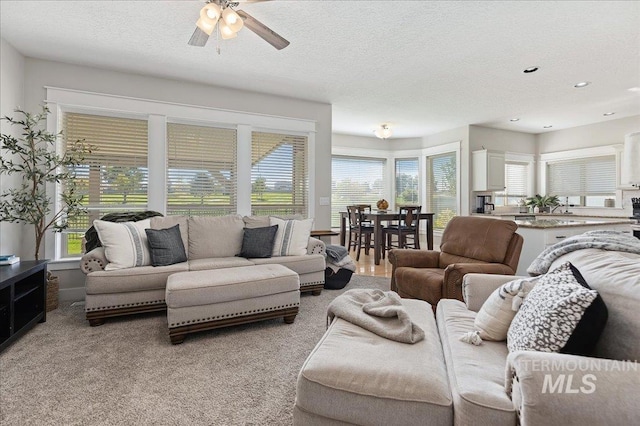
[339,211,435,265]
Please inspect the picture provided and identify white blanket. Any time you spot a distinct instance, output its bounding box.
[527,230,640,275]
[327,289,425,344]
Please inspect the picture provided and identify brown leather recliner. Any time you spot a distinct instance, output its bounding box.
[389,216,523,308]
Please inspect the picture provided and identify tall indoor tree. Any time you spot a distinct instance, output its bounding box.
[0,106,93,260]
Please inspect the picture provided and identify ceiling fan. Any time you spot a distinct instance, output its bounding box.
[188,0,290,51]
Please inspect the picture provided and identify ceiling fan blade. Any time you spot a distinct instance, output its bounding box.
[188,27,209,47]
[236,9,290,50]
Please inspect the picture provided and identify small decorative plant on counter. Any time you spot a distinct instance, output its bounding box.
[525,194,560,213]
[0,106,94,261]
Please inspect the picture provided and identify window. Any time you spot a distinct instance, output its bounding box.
[426,152,457,229]
[62,113,148,258]
[494,161,529,206]
[167,123,237,216]
[251,131,308,216]
[395,158,419,206]
[547,155,616,207]
[331,157,386,227]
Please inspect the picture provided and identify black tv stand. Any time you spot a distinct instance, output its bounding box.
[0,260,48,352]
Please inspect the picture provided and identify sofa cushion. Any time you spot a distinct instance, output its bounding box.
[436,299,516,426]
[150,215,188,252]
[94,219,152,270]
[270,217,314,256]
[85,262,189,294]
[145,225,188,266]
[251,254,325,276]
[297,299,452,426]
[188,257,254,271]
[547,248,640,361]
[239,225,278,258]
[188,214,245,259]
[507,262,598,353]
[242,215,271,229]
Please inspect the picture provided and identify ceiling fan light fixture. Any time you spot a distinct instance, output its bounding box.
[202,3,221,21]
[196,17,216,36]
[219,20,238,40]
[374,124,392,139]
[222,7,244,32]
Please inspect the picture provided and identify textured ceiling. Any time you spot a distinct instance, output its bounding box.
[1,0,639,138]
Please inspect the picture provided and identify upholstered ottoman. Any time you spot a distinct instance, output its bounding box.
[294,299,452,425]
[166,264,300,344]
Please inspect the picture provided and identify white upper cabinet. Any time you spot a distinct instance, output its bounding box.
[472,150,505,191]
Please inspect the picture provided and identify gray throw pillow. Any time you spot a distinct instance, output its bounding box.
[240,225,278,258]
[145,225,188,266]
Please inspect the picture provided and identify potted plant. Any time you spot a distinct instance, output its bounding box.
[0,106,93,310]
[525,194,560,213]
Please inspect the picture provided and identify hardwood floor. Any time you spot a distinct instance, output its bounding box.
[327,233,442,278]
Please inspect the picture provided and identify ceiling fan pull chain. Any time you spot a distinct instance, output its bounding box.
[216,22,221,55]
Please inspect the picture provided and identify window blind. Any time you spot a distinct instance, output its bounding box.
[547,156,616,196]
[62,112,149,257]
[251,131,308,216]
[167,123,237,217]
[331,156,386,227]
[395,158,419,206]
[427,152,457,229]
[495,161,528,205]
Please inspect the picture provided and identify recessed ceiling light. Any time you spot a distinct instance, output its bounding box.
[523,67,539,73]
[603,112,616,116]
[574,81,590,88]
[543,125,553,129]
[510,118,520,122]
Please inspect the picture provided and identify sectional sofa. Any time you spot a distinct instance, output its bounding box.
[80,214,326,326]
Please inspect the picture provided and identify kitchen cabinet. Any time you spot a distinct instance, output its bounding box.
[515,220,632,275]
[472,150,505,191]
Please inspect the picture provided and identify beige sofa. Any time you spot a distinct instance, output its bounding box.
[80,214,326,326]
[295,248,640,425]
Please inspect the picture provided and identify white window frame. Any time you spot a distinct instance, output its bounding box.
[45,87,316,262]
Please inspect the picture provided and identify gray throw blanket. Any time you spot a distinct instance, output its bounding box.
[325,244,349,263]
[527,230,640,275]
[327,289,425,344]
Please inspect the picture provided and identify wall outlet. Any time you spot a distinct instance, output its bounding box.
[319,197,330,206]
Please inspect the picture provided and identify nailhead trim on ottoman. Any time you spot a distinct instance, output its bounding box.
[166,264,300,344]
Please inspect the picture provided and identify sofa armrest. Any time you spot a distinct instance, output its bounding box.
[388,249,439,268]
[443,263,515,302]
[307,237,326,256]
[462,273,527,312]
[388,249,440,293]
[506,351,640,426]
[80,247,108,274]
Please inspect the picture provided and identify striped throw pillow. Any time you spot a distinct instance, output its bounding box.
[94,219,152,270]
[269,217,314,257]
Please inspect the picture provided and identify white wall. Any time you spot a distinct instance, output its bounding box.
[537,115,640,153]
[0,38,25,258]
[469,125,537,153]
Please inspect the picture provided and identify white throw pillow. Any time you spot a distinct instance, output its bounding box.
[94,219,152,270]
[269,217,314,256]
[474,277,538,341]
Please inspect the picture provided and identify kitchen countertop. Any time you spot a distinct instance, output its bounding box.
[479,212,631,219]
[514,218,633,229]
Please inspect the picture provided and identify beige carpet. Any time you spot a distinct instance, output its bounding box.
[0,274,390,426]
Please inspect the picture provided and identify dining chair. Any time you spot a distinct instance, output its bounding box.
[382,205,421,257]
[346,205,375,261]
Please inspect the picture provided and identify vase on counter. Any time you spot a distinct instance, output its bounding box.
[533,206,540,214]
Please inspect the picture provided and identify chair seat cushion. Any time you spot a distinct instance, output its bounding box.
[394,267,444,305]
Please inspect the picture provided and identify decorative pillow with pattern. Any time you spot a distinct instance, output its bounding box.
[473,276,539,341]
[269,217,314,256]
[507,262,599,353]
[94,219,152,270]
